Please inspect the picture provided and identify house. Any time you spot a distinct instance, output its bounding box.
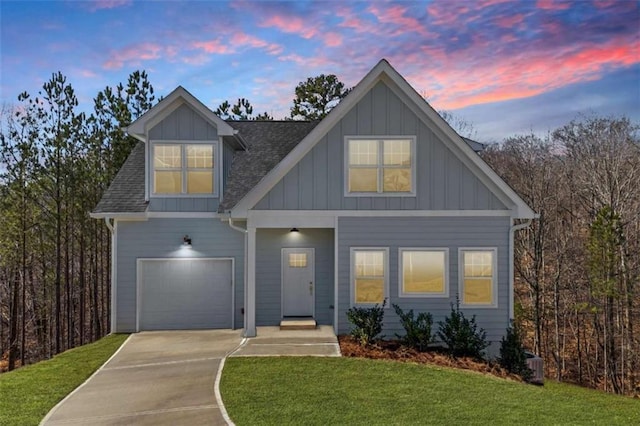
[91,59,536,352]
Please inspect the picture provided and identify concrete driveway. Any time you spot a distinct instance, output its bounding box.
[42,330,243,426]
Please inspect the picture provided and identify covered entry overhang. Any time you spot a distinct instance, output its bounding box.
[243,211,338,337]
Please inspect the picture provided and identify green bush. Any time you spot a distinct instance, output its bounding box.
[346,300,386,346]
[437,300,488,359]
[392,304,433,352]
[499,326,532,381]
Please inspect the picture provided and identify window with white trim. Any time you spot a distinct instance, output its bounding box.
[459,248,497,307]
[153,143,215,195]
[399,248,448,297]
[347,137,415,194]
[351,248,388,305]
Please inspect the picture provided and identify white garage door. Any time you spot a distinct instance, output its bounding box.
[138,259,232,331]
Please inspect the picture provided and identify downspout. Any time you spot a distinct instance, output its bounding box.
[509,219,532,322]
[225,217,248,333]
[104,217,117,334]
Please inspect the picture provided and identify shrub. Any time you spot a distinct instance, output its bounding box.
[437,299,489,359]
[346,300,386,346]
[392,304,433,352]
[499,326,532,381]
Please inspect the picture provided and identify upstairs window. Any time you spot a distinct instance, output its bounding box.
[153,143,215,195]
[347,137,415,195]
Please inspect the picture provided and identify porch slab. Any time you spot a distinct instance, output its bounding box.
[231,325,341,357]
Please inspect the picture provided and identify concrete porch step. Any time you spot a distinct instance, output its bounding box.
[280,318,317,330]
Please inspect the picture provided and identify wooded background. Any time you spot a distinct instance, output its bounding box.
[1,72,638,396]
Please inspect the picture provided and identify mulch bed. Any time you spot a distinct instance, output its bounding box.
[338,335,523,382]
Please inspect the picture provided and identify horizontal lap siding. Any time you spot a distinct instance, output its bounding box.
[115,218,244,332]
[254,80,506,211]
[337,216,511,349]
[255,229,334,326]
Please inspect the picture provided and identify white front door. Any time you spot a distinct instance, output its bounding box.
[282,248,315,317]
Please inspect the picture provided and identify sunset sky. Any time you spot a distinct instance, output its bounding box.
[1,0,638,142]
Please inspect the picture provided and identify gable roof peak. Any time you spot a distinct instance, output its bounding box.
[126,85,235,141]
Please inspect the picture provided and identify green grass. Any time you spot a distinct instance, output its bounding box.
[221,357,640,425]
[0,334,128,425]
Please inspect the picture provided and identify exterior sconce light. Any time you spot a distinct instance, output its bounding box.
[290,228,299,233]
[183,235,192,246]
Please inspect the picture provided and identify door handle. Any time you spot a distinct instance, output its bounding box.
[309,281,313,295]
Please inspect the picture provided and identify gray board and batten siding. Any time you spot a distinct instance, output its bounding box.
[114,218,245,332]
[253,80,507,212]
[255,229,334,327]
[336,216,511,347]
[147,102,232,212]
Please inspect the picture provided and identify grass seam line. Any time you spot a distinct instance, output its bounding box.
[215,337,247,426]
[38,334,132,426]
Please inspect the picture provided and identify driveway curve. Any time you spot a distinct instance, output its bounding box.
[42,330,243,426]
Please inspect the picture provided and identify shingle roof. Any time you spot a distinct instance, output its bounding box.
[219,120,319,212]
[93,141,148,214]
[92,120,482,215]
[92,121,318,215]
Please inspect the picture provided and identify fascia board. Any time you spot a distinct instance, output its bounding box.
[379,71,537,219]
[231,60,393,216]
[126,86,235,138]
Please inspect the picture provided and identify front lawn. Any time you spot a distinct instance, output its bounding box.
[0,334,129,425]
[220,357,640,425]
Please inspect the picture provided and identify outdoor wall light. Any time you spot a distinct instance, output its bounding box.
[183,235,192,246]
[290,228,299,233]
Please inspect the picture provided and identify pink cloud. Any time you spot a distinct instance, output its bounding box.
[230,32,283,55]
[261,14,317,39]
[336,6,374,33]
[368,4,430,36]
[536,0,571,11]
[191,40,232,55]
[324,32,343,47]
[405,36,639,110]
[102,42,162,70]
[495,13,525,28]
[85,0,132,12]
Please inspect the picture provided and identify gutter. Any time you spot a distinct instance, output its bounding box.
[509,219,532,321]
[104,218,118,333]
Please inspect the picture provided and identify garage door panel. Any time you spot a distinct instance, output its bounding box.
[139,259,232,330]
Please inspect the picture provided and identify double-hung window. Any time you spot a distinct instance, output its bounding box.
[351,248,388,305]
[399,248,449,297]
[459,248,497,307]
[153,143,216,195]
[347,137,415,194]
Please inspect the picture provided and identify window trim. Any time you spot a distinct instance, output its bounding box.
[398,248,449,298]
[350,247,389,307]
[458,247,498,308]
[150,140,219,197]
[344,136,417,197]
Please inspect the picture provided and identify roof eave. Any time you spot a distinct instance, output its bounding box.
[126,86,235,140]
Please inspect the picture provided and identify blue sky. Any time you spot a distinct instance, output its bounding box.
[1,0,638,142]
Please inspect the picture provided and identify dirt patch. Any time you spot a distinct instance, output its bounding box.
[338,335,522,382]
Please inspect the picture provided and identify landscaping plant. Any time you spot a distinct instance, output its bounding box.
[499,325,533,381]
[346,300,386,346]
[392,304,433,351]
[437,299,488,359]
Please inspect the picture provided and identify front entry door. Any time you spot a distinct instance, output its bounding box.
[282,248,315,317]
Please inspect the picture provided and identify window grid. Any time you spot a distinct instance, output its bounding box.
[352,248,388,306]
[153,143,216,195]
[288,253,308,268]
[348,138,414,194]
[460,249,497,307]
